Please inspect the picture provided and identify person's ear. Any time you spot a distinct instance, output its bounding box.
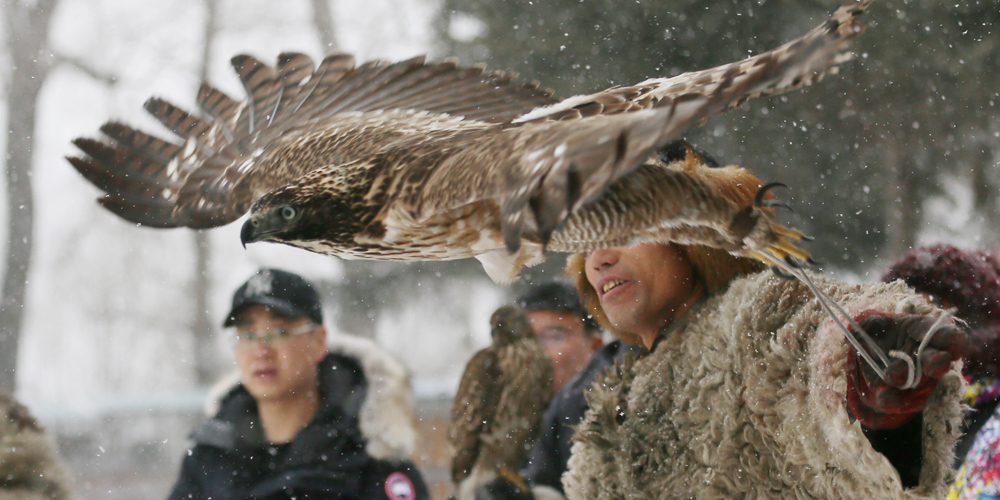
[312,326,328,361]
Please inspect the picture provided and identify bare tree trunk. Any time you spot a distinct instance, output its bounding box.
[192,231,216,384]
[306,0,386,338]
[972,146,994,214]
[336,263,389,338]
[311,0,339,51]
[884,141,920,259]
[0,0,58,393]
[191,0,221,386]
[897,165,920,254]
[970,144,999,247]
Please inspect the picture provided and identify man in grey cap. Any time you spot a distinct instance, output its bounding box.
[514,281,604,393]
[168,268,429,500]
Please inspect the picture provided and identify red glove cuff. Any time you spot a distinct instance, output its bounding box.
[845,351,923,429]
[845,310,935,429]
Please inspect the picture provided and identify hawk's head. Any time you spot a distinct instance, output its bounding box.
[490,306,535,346]
[241,190,307,247]
[240,165,364,253]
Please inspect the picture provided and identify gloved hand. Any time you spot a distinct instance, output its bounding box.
[474,476,535,500]
[845,310,969,429]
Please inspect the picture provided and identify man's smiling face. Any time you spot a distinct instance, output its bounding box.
[585,243,699,346]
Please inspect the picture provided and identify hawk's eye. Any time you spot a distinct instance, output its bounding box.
[279,206,297,220]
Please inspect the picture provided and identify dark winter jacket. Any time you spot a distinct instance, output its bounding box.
[521,340,639,494]
[168,336,429,500]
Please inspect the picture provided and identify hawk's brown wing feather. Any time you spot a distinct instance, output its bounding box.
[413,0,871,250]
[69,127,191,228]
[516,0,871,124]
[449,348,503,483]
[68,53,559,229]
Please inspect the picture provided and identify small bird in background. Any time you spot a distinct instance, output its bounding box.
[449,306,554,500]
[67,1,874,283]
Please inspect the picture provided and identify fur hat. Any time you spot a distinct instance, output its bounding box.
[565,148,766,345]
[882,244,1000,379]
[882,244,1000,327]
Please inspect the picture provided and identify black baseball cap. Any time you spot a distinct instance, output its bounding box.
[514,280,601,334]
[223,268,323,327]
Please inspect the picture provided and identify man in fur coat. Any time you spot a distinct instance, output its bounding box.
[547,158,969,500]
[0,391,75,500]
[168,268,429,500]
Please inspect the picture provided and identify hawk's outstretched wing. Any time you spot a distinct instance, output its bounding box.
[418,0,871,248]
[68,55,557,228]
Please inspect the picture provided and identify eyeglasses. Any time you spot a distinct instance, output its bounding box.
[537,326,574,347]
[233,323,317,347]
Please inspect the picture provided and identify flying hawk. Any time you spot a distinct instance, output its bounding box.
[68,1,872,282]
[449,306,554,500]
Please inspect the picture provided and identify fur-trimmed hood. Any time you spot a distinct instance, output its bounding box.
[0,392,75,500]
[204,333,417,462]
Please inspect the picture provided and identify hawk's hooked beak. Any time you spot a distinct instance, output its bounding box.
[241,206,296,248]
[240,216,262,249]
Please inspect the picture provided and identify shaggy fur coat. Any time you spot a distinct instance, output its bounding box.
[0,392,74,500]
[563,272,965,500]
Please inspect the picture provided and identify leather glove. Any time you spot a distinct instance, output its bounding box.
[474,476,535,500]
[845,310,969,429]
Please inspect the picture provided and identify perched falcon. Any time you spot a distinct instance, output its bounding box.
[68,1,872,282]
[449,306,554,500]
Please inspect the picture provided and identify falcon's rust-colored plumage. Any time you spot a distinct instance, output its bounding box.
[69,1,873,282]
[448,306,554,500]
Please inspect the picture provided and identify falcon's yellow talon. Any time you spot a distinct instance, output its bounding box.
[748,249,768,262]
[498,466,529,493]
[774,238,812,263]
[775,225,808,241]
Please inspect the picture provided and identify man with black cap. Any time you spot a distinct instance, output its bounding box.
[168,268,429,500]
[514,281,605,393]
[513,282,638,498]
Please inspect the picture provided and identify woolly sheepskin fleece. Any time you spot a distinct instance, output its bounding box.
[563,272,965,500]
